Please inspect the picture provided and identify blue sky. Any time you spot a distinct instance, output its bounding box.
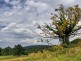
[0,0,81,48]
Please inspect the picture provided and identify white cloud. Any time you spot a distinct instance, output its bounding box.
[70,36,81,41]
[4,11,14,16]
[1,23,33,34]
[1,23,17,31]
[10,0,20,5]
[25,0,49,12]
[0,0,52,25]
[20,38,37,43]
[34,29,43,35]
[32,20,37,25]
[76,21,81,26]
[20,37,43,45]
[5,0,22,10]
[24,7,30,11]
[5,0,10,3]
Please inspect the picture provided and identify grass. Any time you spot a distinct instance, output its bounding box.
[0,56,27,61]
[0,56,18,61]
[0,38,81,61]
[26,46,81,61]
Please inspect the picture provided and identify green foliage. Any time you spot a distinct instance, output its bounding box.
[24,45,51,54]
[71,38,81,44]
[13,44,25,56]
[70,38,81,47]
[2,46,12,56]
[0,47,2,56]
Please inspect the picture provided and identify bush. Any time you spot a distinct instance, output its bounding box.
[13,44,25,56]
[70,38,81,47]
[2,46,12,56]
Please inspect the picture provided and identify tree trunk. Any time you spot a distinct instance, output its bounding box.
[59,36,70,47]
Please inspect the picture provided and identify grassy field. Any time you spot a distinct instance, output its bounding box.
[1,48,81,61]
[0,47,81,61]
[0,39,81,61]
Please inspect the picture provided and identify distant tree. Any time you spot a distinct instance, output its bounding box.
[38,5,81,47]
[13,44,25,56]
[2,46,12,55]
[0,47,2,56]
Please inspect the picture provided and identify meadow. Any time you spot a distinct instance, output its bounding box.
[0,39,81,61]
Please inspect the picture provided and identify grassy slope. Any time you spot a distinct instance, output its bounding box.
[1,38,81,61]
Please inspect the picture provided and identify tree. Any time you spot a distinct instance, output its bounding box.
[13,44,25,56]
[2,46,12,55]
[38,5,81,47]
[0,47,2,56]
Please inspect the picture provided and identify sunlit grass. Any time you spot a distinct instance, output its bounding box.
[0,56,17,61]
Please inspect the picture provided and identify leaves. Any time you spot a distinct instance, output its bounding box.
[50,5,81,37]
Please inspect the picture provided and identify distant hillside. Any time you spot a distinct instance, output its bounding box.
[24,45,52,54]
[24,45,51,50]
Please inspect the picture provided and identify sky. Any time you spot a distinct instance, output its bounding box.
[0,0,81,48]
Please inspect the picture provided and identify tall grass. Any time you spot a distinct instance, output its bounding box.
[26,46,81,61]
[26,39,81,61]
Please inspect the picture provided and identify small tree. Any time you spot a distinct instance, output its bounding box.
[13,44,25,56]
[2,46,12,55]
[38,5,81,47]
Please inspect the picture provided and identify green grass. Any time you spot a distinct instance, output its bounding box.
[0,56,17,61]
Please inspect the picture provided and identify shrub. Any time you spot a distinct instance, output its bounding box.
[13,44,25,56]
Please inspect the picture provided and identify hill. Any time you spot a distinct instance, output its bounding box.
[24,45,51,49]
[24,45,51,54]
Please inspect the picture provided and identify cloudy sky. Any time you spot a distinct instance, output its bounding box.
[0,0,81,48]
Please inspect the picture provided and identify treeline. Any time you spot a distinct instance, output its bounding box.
[0,44,25,56]
[0,44,51,56]
[24,45,51,53]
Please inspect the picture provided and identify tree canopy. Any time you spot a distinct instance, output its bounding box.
[13,44,25,56]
